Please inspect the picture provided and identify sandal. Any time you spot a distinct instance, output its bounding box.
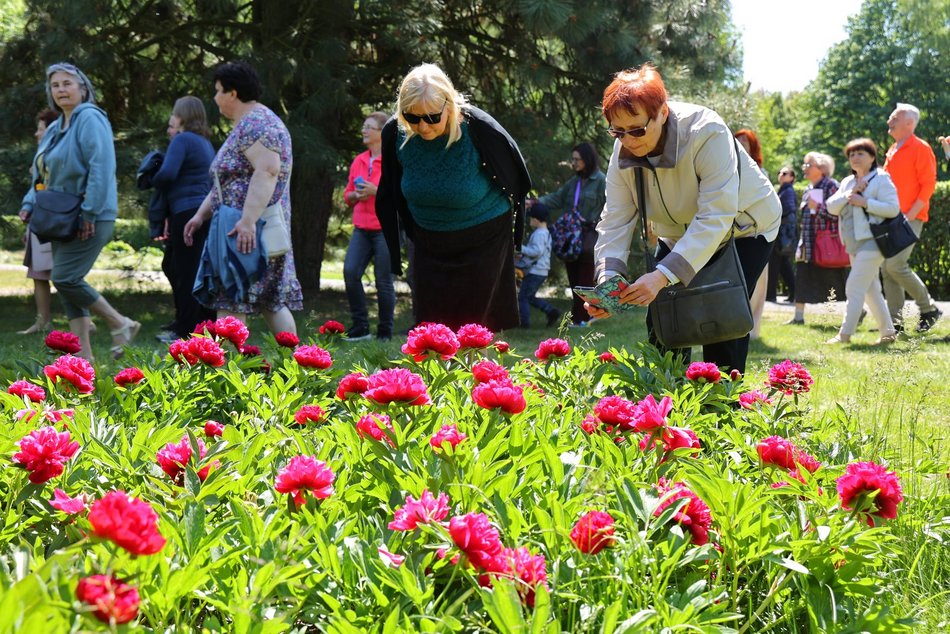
[17,317,51,335]
[875,332,898,345]
[824,334,850,345]
[110,318,141,359]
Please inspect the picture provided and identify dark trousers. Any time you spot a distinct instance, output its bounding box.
[647,236,774,374]
[518,273,557,327]
[564,227,598,324]
[766,248,795,302]
[168,208,215,336]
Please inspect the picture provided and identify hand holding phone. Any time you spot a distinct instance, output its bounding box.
[354,176,367,190]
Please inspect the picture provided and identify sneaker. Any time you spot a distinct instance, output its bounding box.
[917,308,943,333]
[783,318,805,325]
[546,310,562,328]
[345,326,372,342]
[155,330,179,344]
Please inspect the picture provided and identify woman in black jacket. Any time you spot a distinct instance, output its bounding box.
[767,166,798,302]
[376,63,531,331]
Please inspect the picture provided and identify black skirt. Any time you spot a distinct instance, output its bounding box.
[411,212,519,332]
[793,262,848,304]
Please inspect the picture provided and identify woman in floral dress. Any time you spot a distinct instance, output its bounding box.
[184,61,302,335]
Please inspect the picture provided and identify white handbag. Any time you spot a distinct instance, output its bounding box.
[214,172,292,258]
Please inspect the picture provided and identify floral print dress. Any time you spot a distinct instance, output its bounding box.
[208,104,302,314]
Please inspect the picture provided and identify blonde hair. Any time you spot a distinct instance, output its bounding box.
[396,63,468,148]
[805,152,835,177]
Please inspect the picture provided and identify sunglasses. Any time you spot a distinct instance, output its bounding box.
[607,119,651,139]
[802,162,813,169]
[402,98,447,125]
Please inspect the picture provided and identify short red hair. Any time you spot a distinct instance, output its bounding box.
[735,129,763,167]
[601,63,668,123]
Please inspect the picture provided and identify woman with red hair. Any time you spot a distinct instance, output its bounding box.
[589,64,781,373]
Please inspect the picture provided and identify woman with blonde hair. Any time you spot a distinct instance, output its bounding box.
[376,63,531,331]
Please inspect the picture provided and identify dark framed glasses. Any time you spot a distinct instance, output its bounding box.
[402,98,447,125]
[607,119,651,139]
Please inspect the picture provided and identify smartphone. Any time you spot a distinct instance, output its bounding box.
[354,176,367,188]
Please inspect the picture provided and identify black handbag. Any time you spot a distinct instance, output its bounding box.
[869,213,917,258]
[29,189,83,243]
[635,142,753,349]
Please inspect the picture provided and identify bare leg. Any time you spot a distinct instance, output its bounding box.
[262,307,296,336]
[68,316,94,361]
[750,267,767,339]
[18,280,53,334]
[87,296,139,356]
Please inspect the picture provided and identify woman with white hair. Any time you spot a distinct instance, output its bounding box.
[19,63,139,360]
[786,151,847,325]
[375,63,531,331]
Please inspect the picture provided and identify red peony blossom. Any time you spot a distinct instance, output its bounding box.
[430,424,467,451]
[170,337,226,367]
[275,331,300,347]
[88,491,166,555]
[494,340,510,354]
[320,320,346,335]
[490,546,548,607]
[729,369,742,381]
[12,426,80,484]
[155,436,215,483]
[757,436,820,473]
[388,489,451,531]
[641,426,701,459]
[739,390,773,409]
[449,512,504,571]
[44,355,95,393]
[594,395,638,430]
[599,351,618,363]
[472,379,526,414]
[75,575,140,625]
[293,345,333,369]
[18,408,74,424]
[356,413,395,446]
[275,455,335,508]
[534,337,570,361]
[114,367,145,387]
[471,359,509,384]
[655,481,713,545]
[767,360,814,395]
[50,488,88,515]
[632,394,673,432]
[8,380,45,402]
[168,339,190,363]
[293,404,327,425]
[240,344,261,356]
[213,316,249,348]
[402,323,460,361]
[456,323,494,349]
[204,420,224,438]
[364,368,431,406]
[336,372,369,399]
[45,330,81,354]
[837,461,903,523]
[685,361,721,383]
[570,511,616,554]
[192,320,217,337]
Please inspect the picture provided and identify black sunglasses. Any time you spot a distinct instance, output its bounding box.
[402,98,448,125]
[607,119,651,139]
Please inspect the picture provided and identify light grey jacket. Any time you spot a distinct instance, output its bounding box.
[825,168,900,254]
[595,101,781,285]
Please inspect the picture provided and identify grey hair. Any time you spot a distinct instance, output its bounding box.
[894,102,920,125]
[805,151,835,177]
[45,63,97,112]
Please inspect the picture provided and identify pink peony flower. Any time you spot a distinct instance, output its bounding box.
[599,351,618,363]
[472,380,526,414]
[13,426,79,483]
[275,331,300,347]
[293,345,333,369]
[155,436,215,483]
[632,394,673,432]
[494,340,510,354]
[471,359,509,384]
[767,360,814,395]
[356,413,394,446]
[50,488,88,515]
[293,405,327,425]
[739,390,773,409]
[364,368,431,406]
[88,491,166,555]
[593,395,638,430]
[570,511,616,554]
[320,320,346,335]
[275,455,335,508]
[456,323,494,349]
[388,489,451,530]
[8,380,45,402]
[213,316,249,348]
[204,420,224,438]
[45,330,81,354]
[655,481,713,545]
[641,426,701,459]
[44,355,95,393]
[402,323,460,361]
[377,546,405,568]
[430,424,467,451]
[114,367,145,387]
[192,320,217,337]
[75,575,140,624]
[756,436,820,473]
[449,512,504,571]
[837,461,903,523]
[170,337,226,367]
[489,546,548,607]
[534,338,570,361]
[240,344,261,356]
[685,361,721,383]
[336,372,369,399]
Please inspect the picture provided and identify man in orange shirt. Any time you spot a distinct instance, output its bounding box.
[882,103,941,332]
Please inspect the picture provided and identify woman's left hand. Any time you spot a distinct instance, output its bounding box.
[358,182,378,197]
[622,270,670,307]
[847,192,867,208]
[79,220,95,241]
[228,218,257,254]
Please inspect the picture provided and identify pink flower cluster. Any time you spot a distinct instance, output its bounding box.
[685,361,721,383]
[356,413,394,446]
[836,461,903,525]
[655,480,713,545]
[319,320,345,335]
[8,380,46,402]
[757,436,821,482]
[214,316,249,348]
[88,491,166,555]
[294,405,327,425]
[45,330,81,354]
[44,355,96,393]
[364,368,431,406]
[114,367,145,387]
[13,426,80,483]
[456,323,494,349]
[170,337,226,367]
[534,338,570,361]
[156,436,216,484]
[767,360,814,394]
[293,345,333,369]
[570,511,616,554]
[76,574,140,624]
[402,323,460,361]
[471,360,509,384]
[275,456,335,508]
[275,331,300,347]
[336,372,369,399]
[472,379,526,415]
[389,489,450,530]
[430,424,467,451]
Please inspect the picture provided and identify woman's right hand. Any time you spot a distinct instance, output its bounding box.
[585,302,611,320]
[183,215,206,247]
[18,209,30,223]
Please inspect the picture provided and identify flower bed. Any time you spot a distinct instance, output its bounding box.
[0,319,919,632]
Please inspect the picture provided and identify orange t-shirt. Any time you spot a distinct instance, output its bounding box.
[883,134,937,222]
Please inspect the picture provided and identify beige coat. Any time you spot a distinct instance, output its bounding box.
[825,169,900,254]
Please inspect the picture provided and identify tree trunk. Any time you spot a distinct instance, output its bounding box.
[291,162,333,295]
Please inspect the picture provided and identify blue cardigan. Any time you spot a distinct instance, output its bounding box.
[151,131,215,214]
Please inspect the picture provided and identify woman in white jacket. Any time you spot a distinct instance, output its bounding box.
[825,138,900,344]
